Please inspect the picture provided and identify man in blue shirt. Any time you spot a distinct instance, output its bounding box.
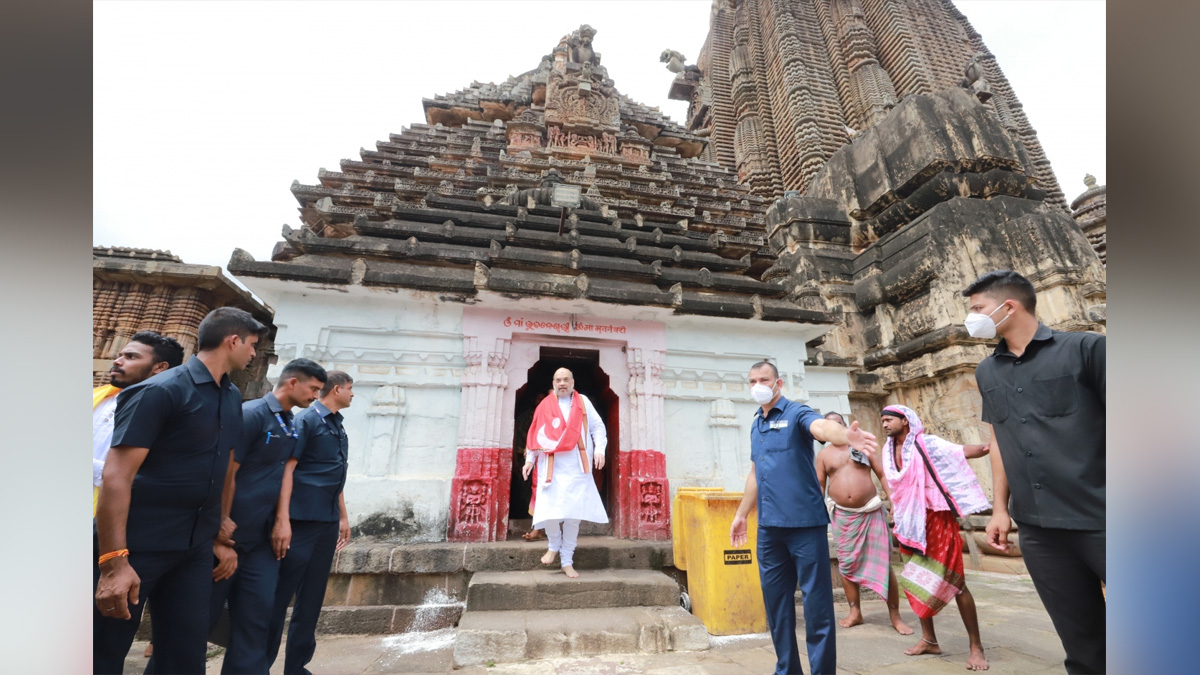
[93,307,266,674]
[209,358,327,674]
[731,361,878,675]
[267,370,355,675]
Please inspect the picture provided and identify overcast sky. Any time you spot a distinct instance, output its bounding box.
[94,1,1105,270]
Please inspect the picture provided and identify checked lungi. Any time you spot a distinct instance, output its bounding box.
[831,497,891,598]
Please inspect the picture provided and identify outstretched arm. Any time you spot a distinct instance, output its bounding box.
[810,418,878,456]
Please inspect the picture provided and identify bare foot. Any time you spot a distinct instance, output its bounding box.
[904,638,942,656]
[541,549,558,565]
[838,610,863,629]
[522,529,545,541]
[966,645,989,671]
[143,643,153,658]
[889,610,914,635]
[562,565,579,578]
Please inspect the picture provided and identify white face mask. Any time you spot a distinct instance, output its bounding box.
[750,382,777,405]
[964,303,1011,339]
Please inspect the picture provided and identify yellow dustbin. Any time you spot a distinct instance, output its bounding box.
[671,487,725,570]
[678,492,767,636]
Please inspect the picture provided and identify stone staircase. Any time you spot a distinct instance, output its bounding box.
[452,541,709,667]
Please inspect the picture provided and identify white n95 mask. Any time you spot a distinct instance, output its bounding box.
[750,383,776,405]
[964,303,1010,339]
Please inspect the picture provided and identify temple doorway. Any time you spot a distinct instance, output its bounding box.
[509,346,620,534]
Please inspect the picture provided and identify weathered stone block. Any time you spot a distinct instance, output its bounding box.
[453,611,529,667]
[314,606,395,635]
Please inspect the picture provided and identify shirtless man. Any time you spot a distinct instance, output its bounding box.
[816,412,912,635]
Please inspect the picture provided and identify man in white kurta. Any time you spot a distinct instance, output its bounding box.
[522,368,608,578]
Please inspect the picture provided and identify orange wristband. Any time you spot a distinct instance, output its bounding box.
[98,549,129,566]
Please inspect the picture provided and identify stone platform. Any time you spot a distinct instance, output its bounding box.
[316,536,675,637]
[452,555,707,666]
[130,566,1064,674]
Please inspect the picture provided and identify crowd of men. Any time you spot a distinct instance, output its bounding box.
[92,307,355,675]
[92,268,1104,675]
[730,269,1106,675]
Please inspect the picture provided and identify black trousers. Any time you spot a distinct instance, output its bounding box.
[92,543,213,675]
[266,520,338,675]
[210,539,281,674]
[1016,521,1106,674]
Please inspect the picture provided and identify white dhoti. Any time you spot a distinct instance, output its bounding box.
[528,394,609,566]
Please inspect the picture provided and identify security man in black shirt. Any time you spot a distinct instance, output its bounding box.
[267,370,355,675]
[94,307,267,674]
[963,270,1106,674]
[209,358,327,674]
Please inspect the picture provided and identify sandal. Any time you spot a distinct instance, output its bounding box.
[522,529,545,541]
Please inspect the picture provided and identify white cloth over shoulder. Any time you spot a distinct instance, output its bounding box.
[93,395,118,487]
[528,394,608,528]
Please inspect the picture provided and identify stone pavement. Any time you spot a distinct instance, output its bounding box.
[124,569,1066,674]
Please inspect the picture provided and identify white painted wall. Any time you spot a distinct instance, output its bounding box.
[242,279,851,541]
[251,282,467,542]
[661,316,852,496]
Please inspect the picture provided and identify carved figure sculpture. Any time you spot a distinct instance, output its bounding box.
[660,49,699,74]
[960,53,994,103]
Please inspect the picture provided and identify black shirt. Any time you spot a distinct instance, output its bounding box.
[289,400,349,522]
[229,392,297,546]
[111,357,242,552]
[975,323,1105,530]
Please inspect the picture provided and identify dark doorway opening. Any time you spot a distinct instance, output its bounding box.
[509,346,620,535]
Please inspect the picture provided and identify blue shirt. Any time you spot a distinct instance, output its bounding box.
[749,396,828,528]
[229,392,297,546]
[111,357,242,552]
[289,400,349,522]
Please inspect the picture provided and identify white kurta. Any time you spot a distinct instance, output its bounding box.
[528,394,609,528]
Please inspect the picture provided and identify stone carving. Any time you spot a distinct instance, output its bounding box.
[639,482,664,523]
[960,53,994,103]
[567,24,599,65]
[458,480,487,524]
[660,49,699,74]
[498,168,602,210]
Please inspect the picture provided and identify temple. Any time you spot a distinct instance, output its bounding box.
[93,246,277,399]
[227,6,1104,545]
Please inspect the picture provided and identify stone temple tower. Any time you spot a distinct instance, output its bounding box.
[669,0,1068,212]
[665,0,1104,492]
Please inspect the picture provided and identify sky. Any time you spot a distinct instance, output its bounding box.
[93,0,1106,270]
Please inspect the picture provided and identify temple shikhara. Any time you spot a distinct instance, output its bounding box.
[209,2,1105,549]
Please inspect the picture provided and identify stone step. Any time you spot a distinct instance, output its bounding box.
[467,569,681,611]
[334,535,672,575]
[453,606,710,667]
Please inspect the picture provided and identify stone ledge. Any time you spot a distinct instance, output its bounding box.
[331,536,673,575]
[466,569,681,611]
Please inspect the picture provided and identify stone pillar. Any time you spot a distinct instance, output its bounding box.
[616,347,670,540]
[447,337,512,542]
